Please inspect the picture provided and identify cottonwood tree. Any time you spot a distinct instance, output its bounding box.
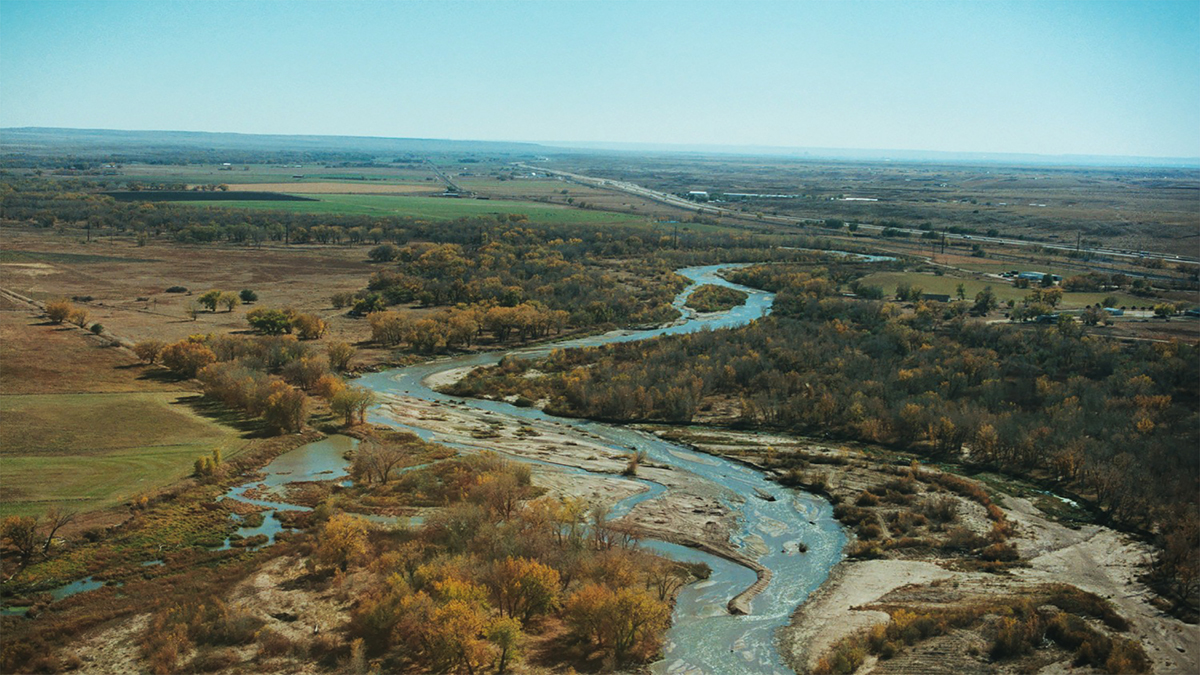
[263,381,307,433]
[246,307,295,335]
[160,340,217,377]
[133,340,166,364]
[423,600,491,674]
[352,439,408,484]
[198,290,223,312]
[45,298,72,324]
[68,307,89,327]
[327,341,356,371]
[292,313,327,339]
[564,584,669,664]
[484,556,561,621]
[486,616,523,674]
[645,559,688,601]
[41,507,77,554]
[1,516,39,566]
[316,513,369,571]
[218,291,240,312]
[331,387,375,426]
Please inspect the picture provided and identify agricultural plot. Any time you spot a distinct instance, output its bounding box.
[170,193,648,224]
[0,311,245,518]
[0,393,244,518]
[71,163,439,185]
[225,182,436,194]
[857,270,1147,309]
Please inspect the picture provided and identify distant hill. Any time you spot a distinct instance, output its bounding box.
[548,139,1200,168]
[0,127,557,161]
[3,127,1195,169]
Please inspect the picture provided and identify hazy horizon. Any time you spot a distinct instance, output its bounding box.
[2,1,1198,159]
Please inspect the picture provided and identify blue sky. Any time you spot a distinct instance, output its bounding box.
[1,0,1197,158]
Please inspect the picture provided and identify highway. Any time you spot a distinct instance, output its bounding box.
[517,163,1199,265]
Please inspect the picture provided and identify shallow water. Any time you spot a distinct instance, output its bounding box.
[356,264,848,673]
[215,435,360,550]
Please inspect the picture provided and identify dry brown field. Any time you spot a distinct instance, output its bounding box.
[0,228,399,365]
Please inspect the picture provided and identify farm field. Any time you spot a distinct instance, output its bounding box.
[168,192,650,223]
[0,309,246,518]
[0,228,384,354]
[546,154,1200,255]
[461,176,699,221]
[65,163,441,185]
[0,392,244,518]
[225,181,437,194]
[858,270,1149,309]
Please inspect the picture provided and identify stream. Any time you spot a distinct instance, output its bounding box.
[355,264,847,674]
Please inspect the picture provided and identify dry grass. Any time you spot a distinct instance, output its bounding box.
[0,227,400,366]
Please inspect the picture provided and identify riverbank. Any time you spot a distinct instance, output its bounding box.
[657,427,1198,675]
[371,387,750,573]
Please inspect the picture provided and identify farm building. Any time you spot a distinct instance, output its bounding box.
[1103,307,1124,316]
[1016,271,1062,284]
[921,293,952,303]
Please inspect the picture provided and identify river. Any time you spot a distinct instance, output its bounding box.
[355,264,847,674]
[11,264,847,672]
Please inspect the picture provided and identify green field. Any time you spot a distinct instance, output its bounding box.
[168,193,648,224]
[57,163,439,185]
[0,393,245,517]
[858,271,1147,309]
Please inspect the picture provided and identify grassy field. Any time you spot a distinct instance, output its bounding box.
[858,270,1148,309]
[0,392,245,518]
[0,309,248,518]
[167,193,648,224]
[60,163,440,185]
[225,181,435,194]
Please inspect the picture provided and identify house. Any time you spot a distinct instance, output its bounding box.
[1103,307,1124,316]
[921,293,951,303]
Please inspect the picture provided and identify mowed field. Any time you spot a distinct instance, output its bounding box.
[0,308,245,518]
[168,193,648,224]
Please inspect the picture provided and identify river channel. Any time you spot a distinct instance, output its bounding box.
[12,264,849,672]
[355,264,847,674]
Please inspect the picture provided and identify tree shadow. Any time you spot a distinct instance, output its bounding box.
[137,368,187,384]
[172,394,271,439]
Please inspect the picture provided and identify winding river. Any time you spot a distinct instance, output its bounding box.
[10,264,849,671]
[355,264,847,674]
